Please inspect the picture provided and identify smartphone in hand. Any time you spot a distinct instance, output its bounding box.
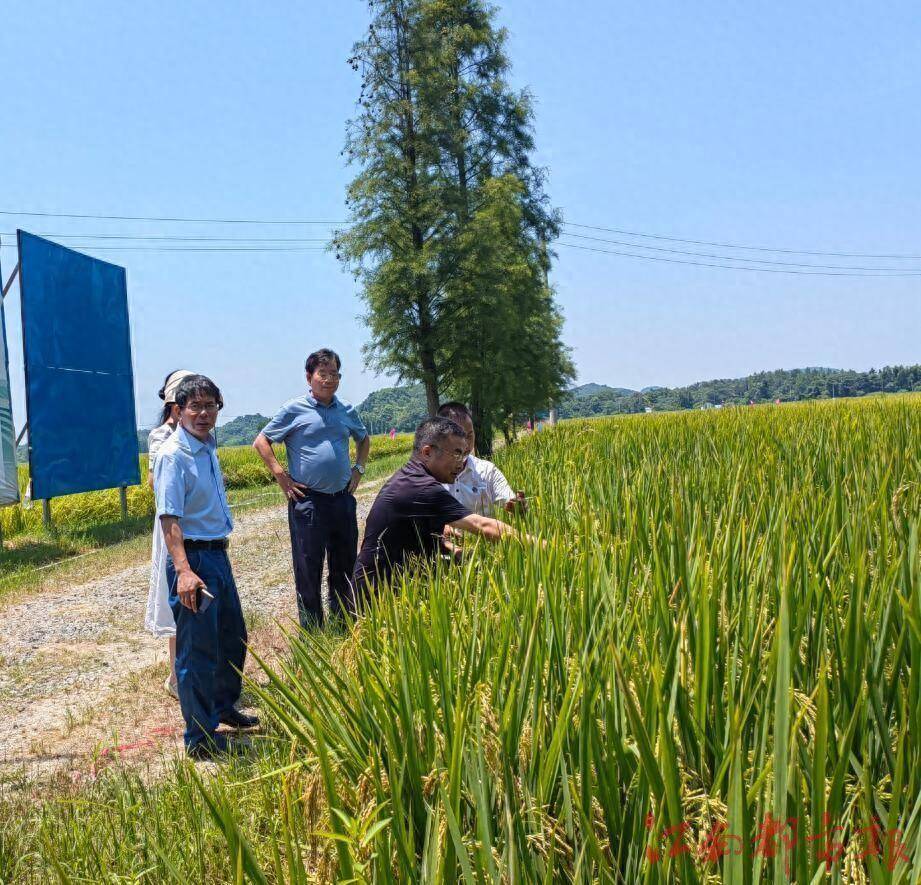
[197,586,215,613]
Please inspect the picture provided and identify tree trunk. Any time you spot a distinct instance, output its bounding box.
[422,362,440,416]
[470,389,494,456]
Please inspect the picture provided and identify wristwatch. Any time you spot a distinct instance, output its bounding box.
[352,463,365,475]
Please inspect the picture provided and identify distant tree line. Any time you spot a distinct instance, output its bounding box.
[558,365,921,419]
[127,365,920,458]
[352,365,921,432]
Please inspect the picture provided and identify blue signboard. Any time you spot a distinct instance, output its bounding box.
[18,231,140,499]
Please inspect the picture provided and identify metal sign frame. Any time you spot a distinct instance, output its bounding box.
[0,256,20,507]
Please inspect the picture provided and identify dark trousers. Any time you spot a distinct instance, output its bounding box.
[287,489,358,627]
[167,548,247,751]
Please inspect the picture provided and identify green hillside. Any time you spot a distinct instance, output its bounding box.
[356,384,429,433]
[349,365,921,428]
[557,364,921,418]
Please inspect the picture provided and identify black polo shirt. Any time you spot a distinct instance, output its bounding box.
[353,459,471,591]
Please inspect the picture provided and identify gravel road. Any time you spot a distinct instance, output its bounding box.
[0,493,375,781]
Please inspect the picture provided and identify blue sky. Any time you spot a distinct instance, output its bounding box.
[1,1,918,427]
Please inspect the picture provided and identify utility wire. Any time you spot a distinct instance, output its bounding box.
[555,240,921,277]
[0,244,327,252]
[0,208,346,225]
[560,231,921,273]
[561,221,921,261]
[0,232,331,243]
[1,206,918,264]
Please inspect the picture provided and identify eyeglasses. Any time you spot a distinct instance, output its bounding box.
[432,444,467,461]
[185,402,220,414]
[315,372,342,382]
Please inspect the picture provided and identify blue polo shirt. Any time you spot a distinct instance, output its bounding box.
[261,394,368,494]
[154,426,234,540]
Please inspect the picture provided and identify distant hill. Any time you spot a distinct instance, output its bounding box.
[357,385,428,434]
[122,364,921,454]
[558,365,921,419]
[215,414,271,448]
[569,383,635,399]
[135,413,270,453]
[354,365,921,430]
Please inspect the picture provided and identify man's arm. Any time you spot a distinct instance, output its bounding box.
[348,434,371,493]
[253,432,307,500]
[160,516,205,612]
[448,512,523,542]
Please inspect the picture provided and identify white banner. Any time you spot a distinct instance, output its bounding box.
[0,303,20,505]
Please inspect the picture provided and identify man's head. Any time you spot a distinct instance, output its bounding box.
[413,417,468,483]
[175,375,223,441]
[305,348,341,404]
[436,401,474,456]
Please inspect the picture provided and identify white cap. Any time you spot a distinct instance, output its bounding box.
[162,370,195,404]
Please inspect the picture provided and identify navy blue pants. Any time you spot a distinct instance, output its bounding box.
[287,490,358,628]
[167,548,247,751]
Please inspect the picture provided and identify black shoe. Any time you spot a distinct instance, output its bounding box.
[187,735,250,761]
[218,708,260,730]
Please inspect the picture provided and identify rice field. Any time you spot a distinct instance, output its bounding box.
[1,398,919,882]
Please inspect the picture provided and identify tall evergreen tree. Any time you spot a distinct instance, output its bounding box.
[336,0,445,416]
[338,0,573,448]
[420,0,569,452]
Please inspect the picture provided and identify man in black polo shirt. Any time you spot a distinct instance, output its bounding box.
[352,416,527,605]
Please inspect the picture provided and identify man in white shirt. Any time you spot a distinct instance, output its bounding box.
[436,402,526,516]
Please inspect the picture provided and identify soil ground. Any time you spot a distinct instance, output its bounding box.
[0,487,378,786]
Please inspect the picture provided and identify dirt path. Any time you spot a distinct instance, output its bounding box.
[0,491,376,782]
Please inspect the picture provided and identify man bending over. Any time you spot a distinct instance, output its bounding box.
[351,417,536,607]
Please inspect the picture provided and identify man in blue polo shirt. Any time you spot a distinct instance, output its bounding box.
[253,348,370,628]
[155,374,257,759]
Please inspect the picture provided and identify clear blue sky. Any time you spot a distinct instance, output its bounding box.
[1,1,918,428]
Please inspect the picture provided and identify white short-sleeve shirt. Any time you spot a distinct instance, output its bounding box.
[147,422,175,471]
[444,455,514,515]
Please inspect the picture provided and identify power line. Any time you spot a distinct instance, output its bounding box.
[561,221,921,261]
[0,243,328,252]
[1,205,917,264]
[0,232,331,243]
[560,231,921,273]
[555,240,921,277]
[0,208,346,225]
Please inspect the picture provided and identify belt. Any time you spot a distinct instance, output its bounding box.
[184,538,229,551]
[295,485,351,498]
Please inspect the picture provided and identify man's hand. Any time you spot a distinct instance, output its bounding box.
[177,568,206,612]
[504,491,528,514]
[440,536,464,562]
[276,471,308,501]
[347,467,363,494]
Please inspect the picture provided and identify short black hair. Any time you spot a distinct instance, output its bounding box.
[175,374,224,411]
[305,348,342,375]
[413,416,465,453]
[436,401,471,424]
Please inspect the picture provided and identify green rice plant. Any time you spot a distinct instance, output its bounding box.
[3,398,920,882]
